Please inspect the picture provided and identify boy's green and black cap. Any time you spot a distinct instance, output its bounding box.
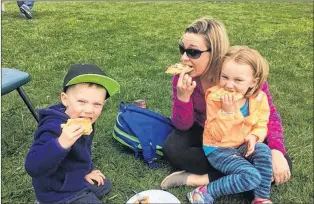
[63,64,120,99]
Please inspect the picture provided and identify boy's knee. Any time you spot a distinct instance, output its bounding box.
[102,178,112,195]
[94,178,112,199]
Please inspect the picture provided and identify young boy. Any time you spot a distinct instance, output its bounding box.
[25,64,120,204]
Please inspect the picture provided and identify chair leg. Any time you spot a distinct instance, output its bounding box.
[16,87,39,123]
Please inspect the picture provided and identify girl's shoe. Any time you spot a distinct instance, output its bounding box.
[186,186,214,204]
[251,199,273,204]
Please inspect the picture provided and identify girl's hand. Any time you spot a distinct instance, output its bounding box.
[177,70,196,103]
[245,134,258,157]
[271,149,291,184]
[58,124,84,149]
[84,170,106,186]
[221,93,238,113]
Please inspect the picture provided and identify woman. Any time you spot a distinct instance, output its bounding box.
[161,17,292,189]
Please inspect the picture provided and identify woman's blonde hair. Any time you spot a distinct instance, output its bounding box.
[219,46,269,97]
[185,17,230,84]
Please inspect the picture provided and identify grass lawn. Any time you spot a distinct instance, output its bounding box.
[1,1,313,203]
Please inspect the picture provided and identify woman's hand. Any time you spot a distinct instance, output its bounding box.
[245,134,258,157]
[84,170,106,186]
[58,124,84,149]
[271,149,291,184]
[177,70,196,103]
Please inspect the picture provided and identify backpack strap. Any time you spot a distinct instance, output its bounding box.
[119,109,157,168]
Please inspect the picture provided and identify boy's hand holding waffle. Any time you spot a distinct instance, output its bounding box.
[61,118,93,135]
[58,118,93,149]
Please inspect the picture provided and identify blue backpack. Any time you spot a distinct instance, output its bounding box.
[113,102,174,168]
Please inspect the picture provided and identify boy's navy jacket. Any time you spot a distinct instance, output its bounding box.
[25,103,94,203]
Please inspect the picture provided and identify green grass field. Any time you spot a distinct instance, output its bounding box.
[1,1,313,203]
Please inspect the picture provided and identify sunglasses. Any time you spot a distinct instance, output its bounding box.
[179,44,211,59]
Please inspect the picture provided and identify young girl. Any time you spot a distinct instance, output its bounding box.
[187,46,273,204]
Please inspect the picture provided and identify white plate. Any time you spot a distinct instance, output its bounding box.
[126,189,181,203]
